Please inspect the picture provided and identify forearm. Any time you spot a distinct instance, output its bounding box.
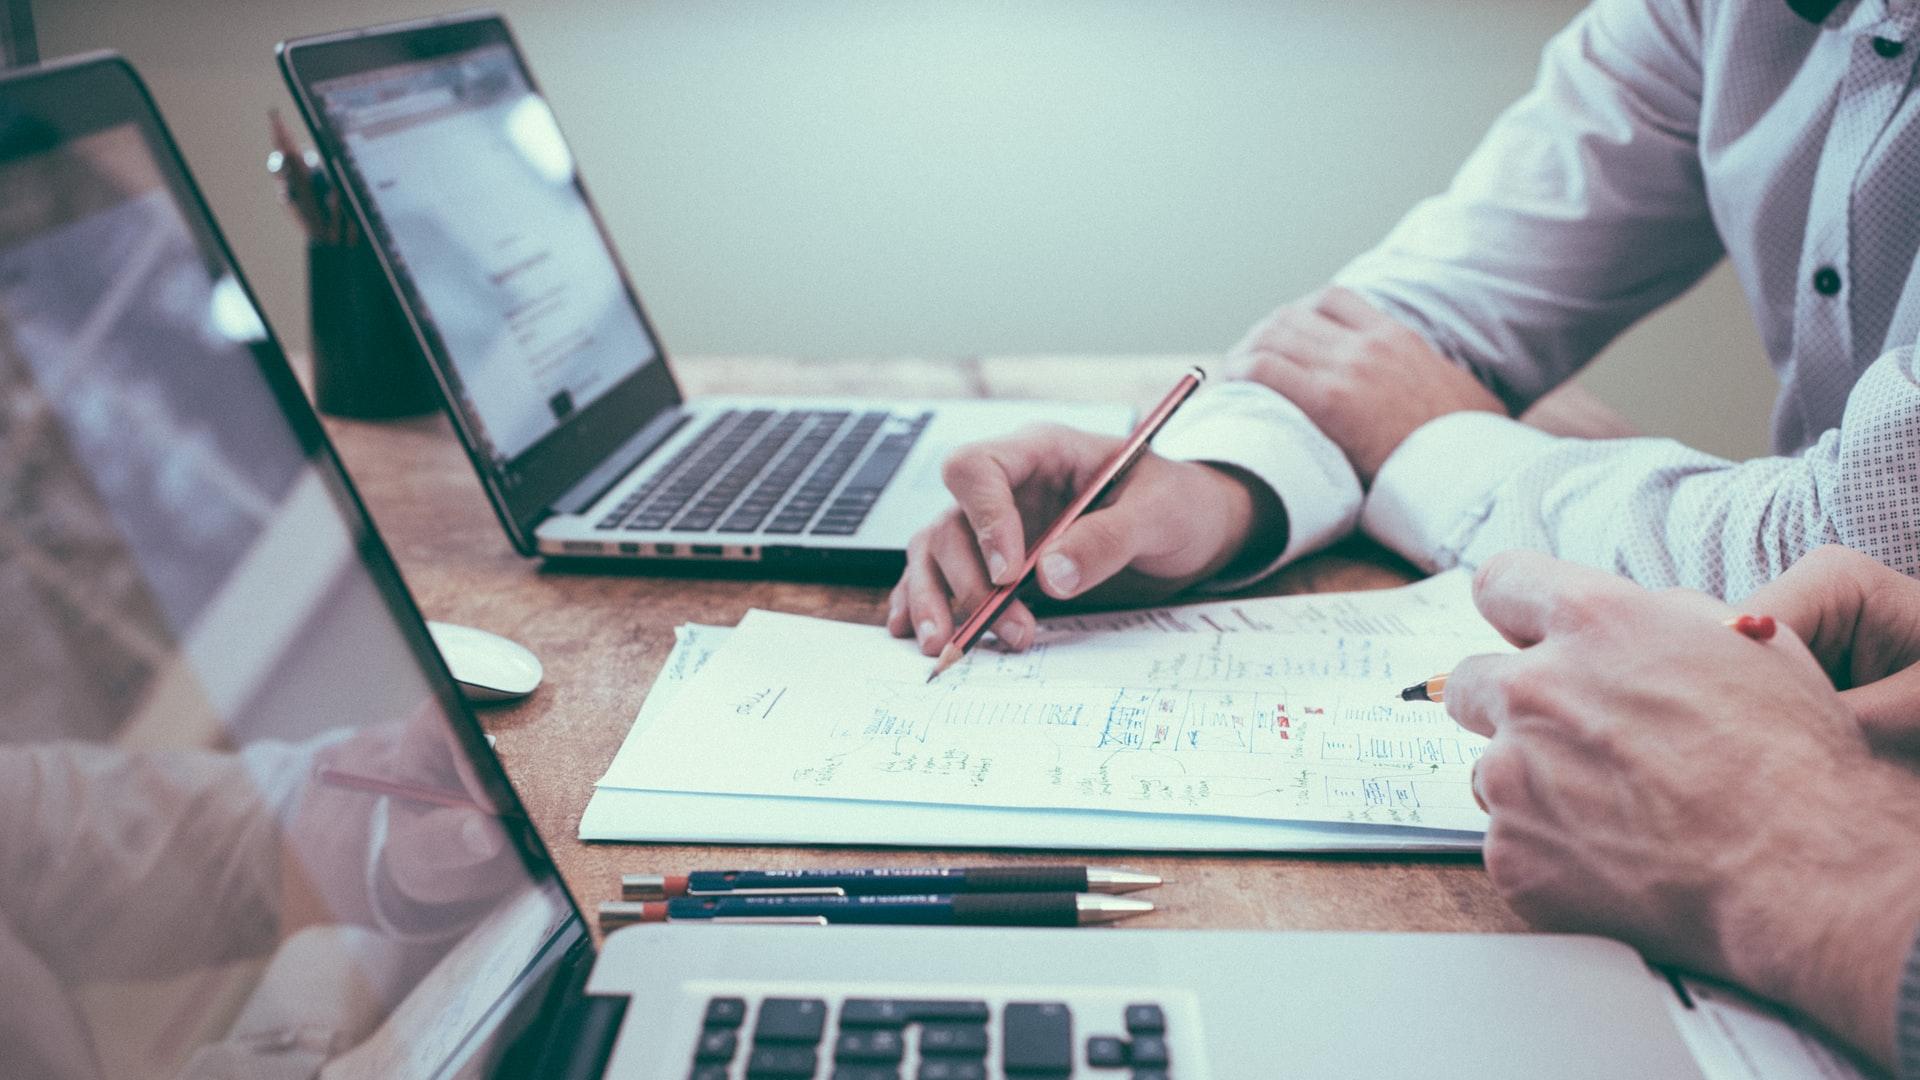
[1364,348,1920,599]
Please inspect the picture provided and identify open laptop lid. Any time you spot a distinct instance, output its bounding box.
[279,12,685,554]
[0,53,595,1078]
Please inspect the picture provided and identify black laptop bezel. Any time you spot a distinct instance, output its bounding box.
[0,52,598,1076]
[278,11,685,555]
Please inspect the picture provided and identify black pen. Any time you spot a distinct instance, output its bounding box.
[621,865,1162,899]
[597,892,1154,929]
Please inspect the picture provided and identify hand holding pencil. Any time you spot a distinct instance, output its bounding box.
[890,370,1285,662]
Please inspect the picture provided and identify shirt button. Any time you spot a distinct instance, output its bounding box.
[1873,37,1905,59]
[1813,266,1842,296]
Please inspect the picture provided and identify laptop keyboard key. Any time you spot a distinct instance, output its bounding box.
[835,1028,905,1063]
[705,997,748,1028]
[917,1061,986,1080]
[1123,1004,1165,1034]
[754,997,828,1043]
[1002,1002,1072,1074]
[1086,1035,1127,1067]
[688,1066,729,1080]
[746,1044,817,1078]
[1128,1034,1169,1067]
[693,1029,737,1062]
[1130,1072,1170,1080]
[918,1023,988,1057]
[831,1068,900,1080]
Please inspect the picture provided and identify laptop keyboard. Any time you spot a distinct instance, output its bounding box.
[687,995,1173,1079]
[595,408,932,540]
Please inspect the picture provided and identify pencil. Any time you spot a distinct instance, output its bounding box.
[314,766,506,816]
[1395,613,1778,704]
[926,367,1207,683]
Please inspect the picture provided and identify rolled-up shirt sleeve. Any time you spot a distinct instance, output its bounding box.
[1335,0,1723,412]
[1361,347,1920,598]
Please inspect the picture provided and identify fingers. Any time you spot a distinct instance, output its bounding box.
[1033,503,1158,601]
[1746,545,1920,682]
[1840,661,1920,757]
[943,430,1104,585]
[1468,550,1640,648]
[894,514,1039,655]
[1442,651,1524,737]
[1312,285,1391,330]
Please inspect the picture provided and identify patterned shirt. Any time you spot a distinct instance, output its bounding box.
[1157,0,1920,602]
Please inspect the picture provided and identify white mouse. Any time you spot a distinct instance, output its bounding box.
[427,621,544,703]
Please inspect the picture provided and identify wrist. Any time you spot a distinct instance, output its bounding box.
[1194,462,1287,582]
[1714,762,1920,1070]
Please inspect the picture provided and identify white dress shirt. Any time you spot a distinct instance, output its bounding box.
[1158,0,1920,599]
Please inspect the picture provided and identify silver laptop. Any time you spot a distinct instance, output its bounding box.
[0,52,1733,1080]
[277,12,1130,574]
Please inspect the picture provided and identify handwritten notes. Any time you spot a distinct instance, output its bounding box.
[602,573,1507,832]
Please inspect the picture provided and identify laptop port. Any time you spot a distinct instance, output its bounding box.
[691,545,724,557]
[653,543,677,556]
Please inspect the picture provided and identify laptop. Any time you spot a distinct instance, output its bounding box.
[0,53,1735,1080]
[276,11,1131,574]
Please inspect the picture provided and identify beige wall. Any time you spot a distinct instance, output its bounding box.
[43,0,1777,458]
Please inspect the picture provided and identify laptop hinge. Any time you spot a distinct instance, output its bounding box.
[551,408,689,517]
[532,993,629,1080]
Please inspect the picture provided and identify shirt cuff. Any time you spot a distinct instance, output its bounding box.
[1151,380,1363,592]
[1900,921,1920,1080]
[1362,411,1556,572]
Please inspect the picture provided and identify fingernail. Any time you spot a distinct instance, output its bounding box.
[462,814,498,857]
[1002,619,1031,649]
[986,550,1010,583]
[887,599,902,626]
[1041,553,1079,595]
[917,620,938,643]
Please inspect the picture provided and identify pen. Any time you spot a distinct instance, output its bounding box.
[1396,612,1780,704]
[596,893,1154,929]
[927,367,1208,682]
[314,766,508,817]
[621,865,1162,899]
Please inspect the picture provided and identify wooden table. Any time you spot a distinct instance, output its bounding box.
[320,355,1629,938]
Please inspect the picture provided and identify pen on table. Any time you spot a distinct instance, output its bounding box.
[621,865,1162,899]
[927,367,1208,683]
[314,766,508,817]
[597,892,1154,929]
[1395,612,1780,704]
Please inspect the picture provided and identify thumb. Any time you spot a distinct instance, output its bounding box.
[1841,662,1920,758]
[1034,505,1148,600]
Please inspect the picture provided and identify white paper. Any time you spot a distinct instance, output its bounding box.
[602,575,1505,833]
[585,622,1481,852]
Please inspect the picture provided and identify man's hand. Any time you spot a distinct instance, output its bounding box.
[1232,286,1504,482]
[1444,551,1920,1071]
[888,424,1281,655]
[1746,545,1920,758]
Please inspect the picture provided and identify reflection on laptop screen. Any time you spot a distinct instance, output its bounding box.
[311,43,660,467]
[0,114,574,1077]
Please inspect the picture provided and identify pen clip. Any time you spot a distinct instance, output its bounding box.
[708,916,832,926]
[687,886,848,898]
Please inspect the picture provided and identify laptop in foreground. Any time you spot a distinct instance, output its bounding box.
[0,53,1721,1080]
[277,11,1131,575]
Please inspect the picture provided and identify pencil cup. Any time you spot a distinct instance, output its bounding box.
[308,236,438,419]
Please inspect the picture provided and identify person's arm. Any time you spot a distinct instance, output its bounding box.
[1443,551,1920,1073]
[1359,346,1920,600]
[1333,0,1720,413]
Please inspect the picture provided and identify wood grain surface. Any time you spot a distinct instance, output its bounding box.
[318,355,1629,939]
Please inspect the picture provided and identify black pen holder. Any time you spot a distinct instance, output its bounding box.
[308,236,439,419]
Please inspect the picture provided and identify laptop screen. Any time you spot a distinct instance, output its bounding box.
[311,42,659,465]
[0,58,581,1079]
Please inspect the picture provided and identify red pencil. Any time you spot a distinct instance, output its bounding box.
[926,367,1207,683]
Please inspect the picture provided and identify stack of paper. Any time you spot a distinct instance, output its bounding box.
[582,572,1510,853]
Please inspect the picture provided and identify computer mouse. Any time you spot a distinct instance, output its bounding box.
[427,621,544,704]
